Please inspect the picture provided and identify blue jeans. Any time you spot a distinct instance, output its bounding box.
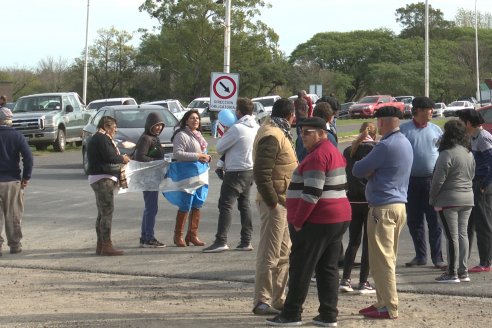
[141,191,158,241]
[406,176,443,264]
[215,170,254,245]
[211,119,218,137]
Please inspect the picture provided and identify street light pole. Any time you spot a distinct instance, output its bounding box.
[424,0,429,97]
[475,0,481,103]
[223,0,231,73]
[83,0,90,104]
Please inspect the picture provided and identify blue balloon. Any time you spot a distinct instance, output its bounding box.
[218,109,237,127]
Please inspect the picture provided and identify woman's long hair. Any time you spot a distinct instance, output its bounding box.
[171,109,201,142]
[438,119,471,152]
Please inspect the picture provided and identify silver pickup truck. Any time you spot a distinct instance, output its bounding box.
[11,92,91,152]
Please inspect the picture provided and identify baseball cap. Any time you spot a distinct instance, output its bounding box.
[298,117,329,130]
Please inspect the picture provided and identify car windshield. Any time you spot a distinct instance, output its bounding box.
[395,97,412,104]
[254,98,275,107]
[114,108,177,128]
[449,101,464,107]
[358,96,379,104]
[188,100,209,108]
[88,101,125,110]
[434,103,444,109]
[13,96,62,112]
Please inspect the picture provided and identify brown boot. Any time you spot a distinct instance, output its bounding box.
[96,240,102,255]
[100,241,124,256]
[185,208,205,246]
[174,211,188,247]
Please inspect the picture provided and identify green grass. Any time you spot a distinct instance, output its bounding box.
[30,143,82,156]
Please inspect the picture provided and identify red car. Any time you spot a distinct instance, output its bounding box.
[478,104,492,134]
[349,95,405,118]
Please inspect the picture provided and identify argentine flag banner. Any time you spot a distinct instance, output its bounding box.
[118,160,209,195]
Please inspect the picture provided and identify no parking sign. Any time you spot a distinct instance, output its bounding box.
[209,72,239,111]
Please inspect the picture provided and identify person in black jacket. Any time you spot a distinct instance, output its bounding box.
[339,122,377,294]
[133,112,166,248]
[87,116,130,256]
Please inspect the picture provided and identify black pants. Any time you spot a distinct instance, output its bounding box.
[215,170,254,245]
[342,203,370,283]
[282,221,349,322]
[468,178,492,266]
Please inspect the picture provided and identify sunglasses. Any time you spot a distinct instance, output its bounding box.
[301,129,319,136]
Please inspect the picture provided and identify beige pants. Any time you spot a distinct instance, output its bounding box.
[367,203,407,319]
[253,200,291,309]
[0,181,24,249]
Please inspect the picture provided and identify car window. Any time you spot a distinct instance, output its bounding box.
[13,95,62,112]
[358,96,379,104]
[480,108,492,123]
[254,98,275,107]
[168,102,178,113]
[91,110,106,126]
[114,109,178,128]
[67,94,81,112]
[188,100,209,109]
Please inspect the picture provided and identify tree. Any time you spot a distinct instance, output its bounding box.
[36,57,71,92]
[455,8,492,29]
[138,0,287,101]
[395,2,454,39]
[84,27,137,100]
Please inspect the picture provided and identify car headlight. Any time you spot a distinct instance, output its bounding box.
[43,117,55,128]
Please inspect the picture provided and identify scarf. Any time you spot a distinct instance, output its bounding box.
[98,128,120,154]
[270,116,293,142]
[187,126,208,152]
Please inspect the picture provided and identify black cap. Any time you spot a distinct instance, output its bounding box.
[298,117,328,130]
[456,108,484,127]
[374,106,403,119]
[412,96,435,109]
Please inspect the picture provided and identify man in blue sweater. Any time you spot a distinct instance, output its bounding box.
[0,107,33,255]
[400,96,445,269]
[353,106,413,319]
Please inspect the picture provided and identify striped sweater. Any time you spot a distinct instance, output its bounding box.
[286,139,351,228]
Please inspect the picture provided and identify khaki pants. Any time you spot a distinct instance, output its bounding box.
[0,181,24,249]
[253,200,291,309]
[91,178,117,242]
[367,203,406,319]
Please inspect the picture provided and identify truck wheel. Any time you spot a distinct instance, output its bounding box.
[35,144,48,151]
[53,129,66,152]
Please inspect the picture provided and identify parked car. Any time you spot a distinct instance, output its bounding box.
[144,99,187,121]
[186,97,210,114]
[433,102,447,117]
[81,105,178,174]
[201,101,267,132]
[457,96,480,109]
[478,104,492,134]
[394,96,414,118]
[5,102,15,109]
[443,101,474,117]
[87,97,137,111]
[251,95,281,114]
[349,95,405,118]
[11,92,90,152]
[338,102,356,119]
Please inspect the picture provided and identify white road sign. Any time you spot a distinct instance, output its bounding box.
[209,72,239,111]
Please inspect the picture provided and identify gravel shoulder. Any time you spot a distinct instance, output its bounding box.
[0,267,491,328]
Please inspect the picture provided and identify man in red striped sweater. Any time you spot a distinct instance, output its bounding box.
[266,117,351,327]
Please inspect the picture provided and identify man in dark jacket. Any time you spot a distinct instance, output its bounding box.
[0,107,33,255]
[134,112,166,248]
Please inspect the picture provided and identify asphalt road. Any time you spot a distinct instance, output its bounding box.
[1,144,491,299]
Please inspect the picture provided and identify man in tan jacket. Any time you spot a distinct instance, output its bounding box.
[252,98,298,315]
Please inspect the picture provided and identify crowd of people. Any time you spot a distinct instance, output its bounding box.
[1,92,491,326]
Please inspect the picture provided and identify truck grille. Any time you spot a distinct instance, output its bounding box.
[12,118,43,131]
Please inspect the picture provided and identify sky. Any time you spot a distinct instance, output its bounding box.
[2,0,480,69]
